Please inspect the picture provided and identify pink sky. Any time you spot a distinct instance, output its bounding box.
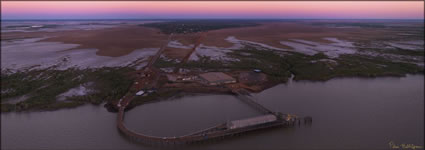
[1,1,424,19]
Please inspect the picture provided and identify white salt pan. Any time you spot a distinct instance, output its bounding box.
[167,40,194,49]
[280,37,357,58]
[1,38,158,72]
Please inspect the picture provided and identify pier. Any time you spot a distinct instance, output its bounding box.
[117,105,293,145]
[116,86,311,145]
[233,89,274,114]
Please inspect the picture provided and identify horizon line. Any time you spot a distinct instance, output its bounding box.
[2,18,424,21]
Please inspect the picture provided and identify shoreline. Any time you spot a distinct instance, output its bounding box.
[2,71,423,113]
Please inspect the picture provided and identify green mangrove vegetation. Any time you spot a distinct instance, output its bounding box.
[1,67,135,112]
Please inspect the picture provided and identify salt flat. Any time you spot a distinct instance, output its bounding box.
[1,37,157,72]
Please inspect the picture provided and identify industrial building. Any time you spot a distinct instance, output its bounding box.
[198,72,236,85]
[166,74,197,82]
[227,114,277,129]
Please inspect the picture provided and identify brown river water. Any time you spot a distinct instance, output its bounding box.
[2,75,423,150]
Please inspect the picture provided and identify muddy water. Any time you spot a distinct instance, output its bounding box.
[2,75,423,149]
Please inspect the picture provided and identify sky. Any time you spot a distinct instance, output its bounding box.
[1,1,424,20]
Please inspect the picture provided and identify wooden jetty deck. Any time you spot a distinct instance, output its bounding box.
[117,108,292,145]
[116,87,309,145]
